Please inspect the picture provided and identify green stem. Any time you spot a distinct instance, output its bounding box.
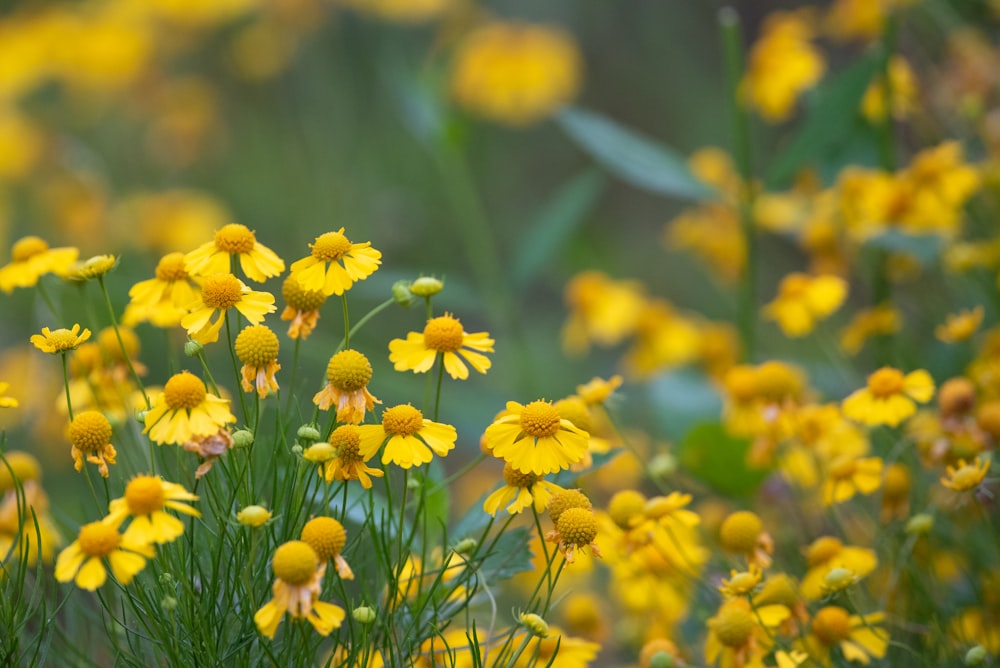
[432,354,445,423]
[60,353,74,422]
[336,297,395,352]
[34,278,59,320]
[98,276,150,408]
[225,312,250,424]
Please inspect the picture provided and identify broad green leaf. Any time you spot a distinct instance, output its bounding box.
[865,229,942,266]
[478,526,534,585]
[677,422,769,498]
[557,106,714,201]
[512,170,604,290]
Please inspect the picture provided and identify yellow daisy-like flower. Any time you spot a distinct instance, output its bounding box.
[823,454,883,505]
[289,228,381,297]
[805,606,888,666]
[763,273,848,337]
[180,273,276,344]
[234,325,280,397]
[842,366,935,427]
[65,254,118,282]
[389,313,494,380]
[705,597,790,668]
[106,475,200,545]
[184,223,285,283]
[719,565,763,598]
[313,349,380,424]
[30,324,92,354]
[358,404,457,469]
[254,540,346,640]
[55,519,154,591]
[839,304,901,356]
[68,410,118,478]
[482,400,590,476]
[142,371,236,445]
[280,273,327,340]
[301,516,353,580]
[550,506,602,564]
[0,235,78,293]
[936,306,985,344]
[317,424,384,489]
[123,252,200,328]
[800,536,878,600]
[941,457,990,492]
[719,510,774,569]
[0,381,17,408]
[483,462,565,516]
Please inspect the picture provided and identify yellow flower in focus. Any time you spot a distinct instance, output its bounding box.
[483,400,590,475]
[862,56,919,122]
[30,324,91,355]
[389,313,494,380]
[106,475,200,545]
[234,325,281,397]
[289,229,381,297]
[0,381,17,408]
[451,21,582,126]
[763,273,848,337]
[483,462,565,516]
[313,349,380,424]
[842,366,935,427]
[142,371,236,445]
[68,410,118,478]
[941,457,990,492]
[280,274,327,340]
[301,516,353,580]
[123,252,200,328]
[550,506,601,564]
[339,0,455,23]
[936,306,984,343]
[55,519,154,591]
[823,454,883,504]
[358,404,457,469]
[805,606,888,665]
[184,223,284,283]
[562,271,645,354]
[839,304,901,355]
[318,424,384,489]
[741,10,825,122]
[800,536,878,599]
[254,540,345,639]
[180,273,276,344]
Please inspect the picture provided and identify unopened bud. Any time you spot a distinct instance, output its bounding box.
[135,411,147,425]
[821,567,856,594]
[183,340,203,357]
[453,538,478,556]
[648,453,677,480]
[304,442,336,463]
[906,513,934,535]
[161,596,178,612]
[297,425,321,442]
[291,444,304,456]
[966,645,987,665]
[649,652,675,668]
[519,612,549,638]
[409,276,443,297]
[406,477,422,491]
[158,572,174,586]
[391,280,414,307]
[236,505,272,528]
[232,429,254,449]
[352,606,376,624]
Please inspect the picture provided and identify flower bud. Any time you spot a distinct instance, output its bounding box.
[352,606,377,624]
[237,505,272,527]
[406,476,422,491]
[519,612,549,638]
[158,572,175,586]
[966,645,987,665]
[905,513,934,535]
[821,567,856,594]
[409,276,444,297]
[161,596,178,612]
[391,280,415,307]
[304,442,336,463]
[184,340,203,357]
[297,425,321,442]
[649,652,675,668]
[453,538,478,556]
[135,410,147,425]
[232,429,255,449]
[291,444,304,456]
[648,453,677,480]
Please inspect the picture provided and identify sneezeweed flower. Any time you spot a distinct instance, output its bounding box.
[237,504,272,528]
[106,475,200,545]
[30,324,92,354]
[520,612,549,638]
[839,304,901,355]
[804,606,888,665]
[0,235,78,293]
[358,404,457,469]
[280,274,327,340]
[719,565,763,598]
[123,252,200,328]
[881,461,912,522]
[234,325,280,397]
[313,350,380,424]
[483,462,565,516]
[184,223,284,282]
[551,506,601,564]
[68,410,118,478]
[65,254,117,282]
[254,540,345,639]
[562,271,645,354]
[941,457,990,493]
[450,21,582,126]
[143,371,236,445]
[289,229,381,297]
[0,382,17,408]
[800,536,878,600]
[862,55,918,122]
[823,454,883,505]
[705,598,790,668]
[389,313,494,380]
[842,366,935,427]
[937,306,985,343]
[183,430,236,479]
[300,516,353,579]
[318,425,384,489]
[762,273,848,337]
[55,519,154,591]
[181,273,276,344]
[719,510,774,568]
[482,400,590,475]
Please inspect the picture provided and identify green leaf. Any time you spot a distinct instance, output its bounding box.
[765,52,882,188]
[512,170,604,290]
[556,106,714,201]
[422,458,451,533]
[478,526,534,585]
[865,229,942,266]
[677,422,769,498]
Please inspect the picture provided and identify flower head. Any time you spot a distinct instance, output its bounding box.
[805,606,888,665]
[142,371,236,445]
[317,424,384,489]
[842,367,935,427]
[313,349,380,424]
[280,274,327,340]
[0,381,18,409]
[237,505,272,527]
[66,254,118,281]
[123,252,200,328]
[941,457,990,492]
[483,462,565,516]
[705,598,790,668]
[358,404,457,469]
[180,273,276,344]
[389,313,494,381]
[289,229,381,297]
[482,400,590,475]
[55,519,154,590]
[937,306,985,344]
[301,516,353,579]
[719,565,764,598]
[800,536,878,599]
[234,325,280,397]
[68,410,118,478]
[823,454,883,505]
[106,475,200,545]
[254,540,345,639]
[763,273,848,337]
[185,223,284,283]
[0,236,78,293]
[719,510,774,568]
[31,324,92,354]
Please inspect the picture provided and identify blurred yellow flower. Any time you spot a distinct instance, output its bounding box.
[800,536,878,599]
[936,306,984,343]
[823,454,883,504]
[562,271,645,354]
[66,254,117,282]
[483,400,590,475]
[804,606,888,665]
[0,381,18,408]
[389,313,493,380]
[842,366,935,427]
[705,598,789,668]
[839,304,901,355]
[763,273,848,337]
[941,457,990,492]
[185,223,285,283]
[55,519,153,591]
[123,252,200,328]
[862,56,918,122]
[666,203,745,283]
[0,236,78,293]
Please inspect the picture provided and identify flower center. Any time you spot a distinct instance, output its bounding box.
[547,489,592,524]
[214,223,257,254]
[200,274,244,310]
[155,252,190,282]
[867,367,904,398]
[163,372,207,410]
[329,425,362,462]
[272,540,318,585]
[47,329,85,352]
[720,511,763,554]
[556,507,598,546]
[78,521,121,557]
[382,404,423,436]
[519,400,561,438]
[754,361,801,401]
[553,396,592,432]
[69,411,112,451]
[829,455,857,481]
[282,274,326,311]
[712,603,755,647]
[811,606,852,646]
[310,230,352,262]
[502,462,538,488]
[325,350,373,391]
[422,315,465,352]
[806,536,844,566]
[608,490,646,529]
[301,516,347,561]
[234,325,279,365]
[11,236,49,262]
[124,476,166,515]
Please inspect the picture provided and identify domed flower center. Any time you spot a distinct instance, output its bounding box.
[235,325,279,365]
[47,329,85,352]
[712,603,755,647]
[608,490,646,529]
[163,372,207,410]
[806,536,844,566]
[301,517,346,561]
[329,425,362,462]
[829,455,857,481]
[519,400,561,438]
[720,511,763,554]
[78,521,121,557]
[214,223,257,254]
[11,236,49,262]
[325,350,372,391]
[272,540,319,585]
[282,275,326,311]
[553,397,591,432]
[382,405,423,437]
[310,231,352,262]
[811,606,852,646]
[422,315,465,352]
[200,274,244,310]
[754,362,800,401]
[69,411,113,451]
[724,366,758,402]
[556,507,598,546]
[124,475,166,515]
[867,367,904,398]
[155,252,190,282]
[502,462,538,488]
[547,489,592,524]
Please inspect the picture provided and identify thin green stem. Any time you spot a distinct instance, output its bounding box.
[225,312,250,424]
[432,354,445,423]
[336,297,396,352]
[341,294,350,350]
[60,353,74,422]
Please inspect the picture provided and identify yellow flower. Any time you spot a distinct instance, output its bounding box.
[622,299,702,377]
[823,454,883,505]
[254,541,345,639]
[280,273,327,340]
[184,223,284,283]
[719,510,774,569]
[0,381,17,408]
[805,606,888,666]
[123,252,200,328]
[0,236,78,293]
[68,410,118,478]
[482,400,590,475]
[358,404,457,469]
[289,228,381,297]
[30,324,92,354]
[800,536,878,599]
[450,21,582,126]
[666,203,745,283]
[234,325,280,397]
[562,271,646,354]
[509,626,600,668]
[719,565,763,598]
[483,462,565,516]
[318,424,384,489]
[180,273,276,344]
[301,516,353,580]
[705,598,790,668]
[55,519,154,591]
[389,313,494,380]
[839,304,901,355]
[941,457,990,492]
[763,273,848,337]
[550,506,601,564]
[936,306,985,343]
[106,475,199,545]
[142,371,236,445]
[741,10,825,122]
[236,504,272,527]
[842,366,935,427]
[313,349,380,424]
[862,55,918,121]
